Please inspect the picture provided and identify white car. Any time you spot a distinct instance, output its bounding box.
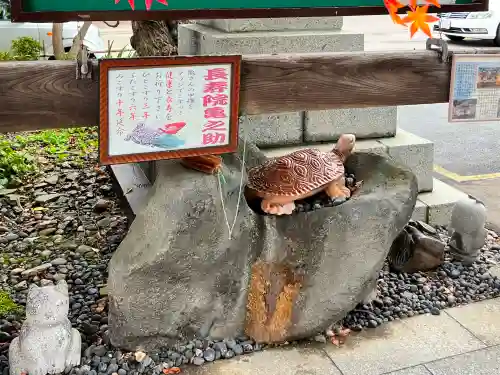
[0,20,106,59]
[434,1,500,45]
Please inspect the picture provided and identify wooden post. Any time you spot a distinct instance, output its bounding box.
[0,48,498,133]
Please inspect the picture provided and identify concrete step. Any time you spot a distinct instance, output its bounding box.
[236,107,397,149]
[262,129,434,193]
[178,23,363,55]
[413,178,468,226]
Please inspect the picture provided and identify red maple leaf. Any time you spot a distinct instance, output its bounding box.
[115,0,168,10]
[384,0,441,38]
[403,5,440,38]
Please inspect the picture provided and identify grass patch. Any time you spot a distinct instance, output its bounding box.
[0,291,23,317]
[0,127,98,188]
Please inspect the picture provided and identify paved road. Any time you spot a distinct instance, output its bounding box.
[399,103,500,228]
[400,103,500,177]
[96,16,500,226]
[343,14,498,51]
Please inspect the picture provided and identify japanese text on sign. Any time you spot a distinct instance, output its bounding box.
[449,54,500,123]
[202,67,230,146]
[106,63,234,158]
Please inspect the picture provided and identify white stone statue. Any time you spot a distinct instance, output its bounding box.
[9,280,81,375]
[448,196,487,265]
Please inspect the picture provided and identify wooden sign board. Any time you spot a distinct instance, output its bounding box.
[11,0,488,22]
[449,54,500,123]
[99,55,241,165]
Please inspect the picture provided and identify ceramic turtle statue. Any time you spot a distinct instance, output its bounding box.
[246,134,358,215]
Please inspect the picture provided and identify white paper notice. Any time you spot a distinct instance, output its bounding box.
[107,64,233,156]
[449,54,500,122]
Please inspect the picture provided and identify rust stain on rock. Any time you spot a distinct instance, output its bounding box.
[245,260,270,342]
[245,260,302,343]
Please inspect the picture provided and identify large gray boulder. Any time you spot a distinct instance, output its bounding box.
[108,141,418,351]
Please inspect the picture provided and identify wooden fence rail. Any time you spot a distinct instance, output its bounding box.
[0,48,498,133]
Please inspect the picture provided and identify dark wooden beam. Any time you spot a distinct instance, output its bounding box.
[0,48,498,133]
[0,60,99,133]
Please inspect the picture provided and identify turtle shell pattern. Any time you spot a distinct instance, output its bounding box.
[247,148,345,197]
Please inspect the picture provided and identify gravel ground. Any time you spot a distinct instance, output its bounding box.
[1,131,500,375]
[339,227,500,332]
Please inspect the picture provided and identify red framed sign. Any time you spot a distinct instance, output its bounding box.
[99,55,241,165]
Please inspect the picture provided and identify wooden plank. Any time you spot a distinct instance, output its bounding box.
[241,49,500,114]
[0,60,99,133]
[241,51,449,114]
[1,49,499,133]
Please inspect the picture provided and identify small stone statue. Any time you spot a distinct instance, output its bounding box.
[9,280,81,375]
[448,196,487,265]
[388,220,445,273]
[246,134,360,215]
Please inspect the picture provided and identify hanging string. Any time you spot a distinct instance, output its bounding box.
[217,131,248,239]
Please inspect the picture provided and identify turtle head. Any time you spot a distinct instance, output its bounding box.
[334,134,356,160]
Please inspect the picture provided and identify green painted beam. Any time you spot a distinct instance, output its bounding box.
[12,0,488,23]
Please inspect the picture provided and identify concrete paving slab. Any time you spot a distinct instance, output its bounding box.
[417,178,468,226]
[181,346,342,375]
[399,103,500,177]
[386,366,433,375]
[411,200,428,222]
[425,346,500,375]
[443,177,500,232]
[378,129,433,193]
[445,299,500,346]
[324,313,485,375]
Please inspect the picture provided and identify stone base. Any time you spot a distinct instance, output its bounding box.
[238,112,303,148]
[304,107,397,142]
[178,21,397,147]
[107,144,417,350]
[178,24,363,55]
[379,129,433,193]
[111,159,464,233]
[411,201,428,222]
[195,17,343,33]
[417,178,468,226]
[178,22,386,147]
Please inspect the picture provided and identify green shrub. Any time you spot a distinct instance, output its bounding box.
[0,36,42,61]
[0,51,11,60]
[11,36,42,60]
